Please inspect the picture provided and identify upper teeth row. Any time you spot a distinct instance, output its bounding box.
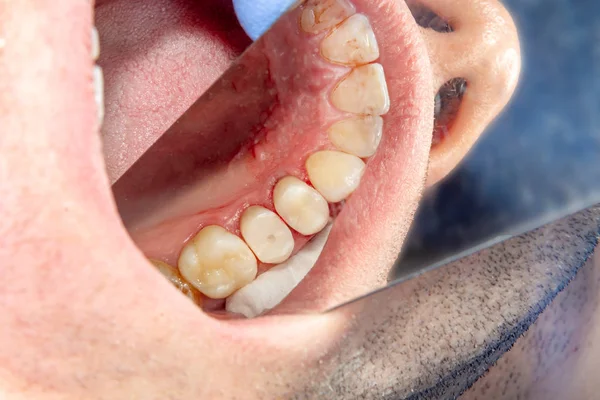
[162,0,390,303]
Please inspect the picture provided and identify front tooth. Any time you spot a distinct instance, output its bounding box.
[321,14,379,66]
[93,65,104,126]
[178,225,257,299]
[91,27,100,61]
[150,259,203,305]
[328,116,383,157]
[240,206,294,264]
[273,176,329,236]
[330,63,390,115]
[306,150,365,202]
[300,0,356,34]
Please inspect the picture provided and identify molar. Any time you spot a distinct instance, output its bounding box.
[306,150,365,202]
[330,63,390,115]
[240,206,294,264]
[328,115,383,157]
[300,0,356,34]
[178,226,257,299]
[150,259,203,305]
[273,176,330,236]
[320,14,379,66]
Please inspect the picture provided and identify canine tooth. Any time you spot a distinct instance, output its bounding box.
[306,150,365,202]
[330,63,390,115]
[321,14,379,66]
[273,176,329,235]
[226,224,333,318]
[150,259,202,305]
[91,27,100,61]
[93,65,104,126]
[328,116,383,157]
[240,206,294,264]
[178,225,257,299]
[300,0,356,34]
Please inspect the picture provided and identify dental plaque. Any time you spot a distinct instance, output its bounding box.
[114,0,390,318]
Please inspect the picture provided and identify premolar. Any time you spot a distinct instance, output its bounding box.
[300,0,356,34]
[151,259,203,305]
[330,63,390,115]
[328,116,383,157]
[273,176,330,235]
[321,14,379,66]
[178,226,257,299]
[240,206,295,264]
[306,150,365,202]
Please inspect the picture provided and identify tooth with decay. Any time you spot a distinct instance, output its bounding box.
[178,225,257,299]
[306,150,365,202]
[321,14,379,66]
[240,206,295,264]
[273,176,330,235]
[150,259,203,305]
[330,63,390,115]
[300,0,356,34]
[328,116,383,157]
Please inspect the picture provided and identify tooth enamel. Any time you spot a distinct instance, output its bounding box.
[306,150,365,202]
[91,27,100,61]
[273,176,329,236]
[328,116,383,157]
[240,206,294,264]
[226,224,333,318]
[93,65,104,126]
[330,63,390,115]
[321,14,379,66]
[300,0,356,34]
[150,259,203,305]
[178,225,257,299]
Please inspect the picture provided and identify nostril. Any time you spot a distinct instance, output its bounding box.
[432,78,467,147]
[406,1,453,33]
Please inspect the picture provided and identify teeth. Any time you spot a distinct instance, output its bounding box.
[91,27,100,61]
[328,116,383,157]
[226,224,333,318]
[306,150,365,203]
[321,14,379,66]
[240,206,294,264]
[150,259,203,305]
[178,225,257,299]
[330,63,390,115]
[300,0,356,34]
[273,176,330,236]
[93,65,104,126]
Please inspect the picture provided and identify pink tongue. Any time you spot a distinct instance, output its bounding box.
[96,0,251,183]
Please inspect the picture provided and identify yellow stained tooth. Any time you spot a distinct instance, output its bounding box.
[330,63,390,115]
[273,176,330,235]
[300,0,356,34]
[178,226,257,299]
[306,150,365,202]
[321,14,379,66]
[150,259,203,305]
[328,116,383,157]
[240,206,295,264]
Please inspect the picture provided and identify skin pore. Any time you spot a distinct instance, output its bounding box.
[0,1,598,400]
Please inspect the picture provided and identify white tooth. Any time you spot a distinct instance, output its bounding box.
[300,0,356,34]
[178,225,257,299]
[306,150,365,203]
[328,116,383,157]
[273,176,329,236]
[240,206,294,264]
[150,259,203,305]
[226,224,333,318]
[321,14,379,66]
[93,65,104,126]
[91,27,100,61]
[330,63,390,115]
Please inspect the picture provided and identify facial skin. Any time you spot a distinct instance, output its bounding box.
[2,1,596,399]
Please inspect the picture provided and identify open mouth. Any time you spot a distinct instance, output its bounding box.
[97,0,516,319]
